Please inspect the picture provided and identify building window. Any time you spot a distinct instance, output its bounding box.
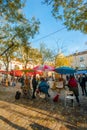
[80,57,84,62]
[80,64,85,68]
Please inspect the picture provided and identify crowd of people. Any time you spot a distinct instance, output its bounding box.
[19,75,51,99]
[0,73,87,106]
[18,73,87,106]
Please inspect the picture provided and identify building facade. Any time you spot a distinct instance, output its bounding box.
[71,50,87,70]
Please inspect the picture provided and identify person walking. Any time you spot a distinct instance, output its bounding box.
[32,75,38,99]
[68,75,80,106]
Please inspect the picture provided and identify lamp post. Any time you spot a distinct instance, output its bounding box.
[75,50,78,70]
[10,61,12,71]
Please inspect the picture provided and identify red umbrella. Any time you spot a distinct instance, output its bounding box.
[10,70,23,77]
[0,70,10,74]
[26,71,43,76]
[33,65,55,71]
[21,68,36,73]
[21,68,43,76]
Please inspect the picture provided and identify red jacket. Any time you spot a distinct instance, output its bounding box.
[68,77,78,87]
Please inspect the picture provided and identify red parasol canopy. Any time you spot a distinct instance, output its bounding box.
[10,70,23,77]
[21,68,43,76]
[26,71,43,76]
[0,70,10,74]
[33,65,55,71]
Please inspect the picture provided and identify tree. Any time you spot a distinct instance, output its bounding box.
[0,17,40,56]
[18,45,42,68]
[0,41,19,72]
[39,43,54,64]
[44,0,87,33]
[0,0,40,72]
[54,43,73,67]
[55,53,73,67]
[0,17,40,71]
[0,0,25,23]
[0,17,40,45]
[50,41,68,66]
[28,48,42,66]
[0,0,40,43]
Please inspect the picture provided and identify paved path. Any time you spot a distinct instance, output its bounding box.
[0,84,87,130]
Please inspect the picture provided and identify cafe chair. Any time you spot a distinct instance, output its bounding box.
[64,90,75,107]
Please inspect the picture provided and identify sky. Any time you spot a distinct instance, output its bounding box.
[23,0,87,56]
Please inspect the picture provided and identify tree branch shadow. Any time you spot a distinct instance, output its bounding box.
[30,123,51,130]
[0,115,27,130]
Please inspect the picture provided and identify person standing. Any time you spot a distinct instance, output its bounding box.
[32,75,38,98]
[78,74,87,96]
[20,76,25,88]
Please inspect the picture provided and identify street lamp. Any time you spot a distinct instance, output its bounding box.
[75,50,78,70]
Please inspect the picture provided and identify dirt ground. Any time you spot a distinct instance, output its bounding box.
[0,84,87,130]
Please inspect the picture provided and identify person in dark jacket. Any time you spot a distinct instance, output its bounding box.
[20,76,24,87]
[32,75,38,98]
[79,74,87,96]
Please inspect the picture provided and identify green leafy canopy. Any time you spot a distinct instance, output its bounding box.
[44,0,87,33]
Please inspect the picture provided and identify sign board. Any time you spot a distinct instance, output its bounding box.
[56,81,63,89]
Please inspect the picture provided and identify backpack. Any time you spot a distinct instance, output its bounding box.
[69,78,77,87]
[15,91,21,100]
